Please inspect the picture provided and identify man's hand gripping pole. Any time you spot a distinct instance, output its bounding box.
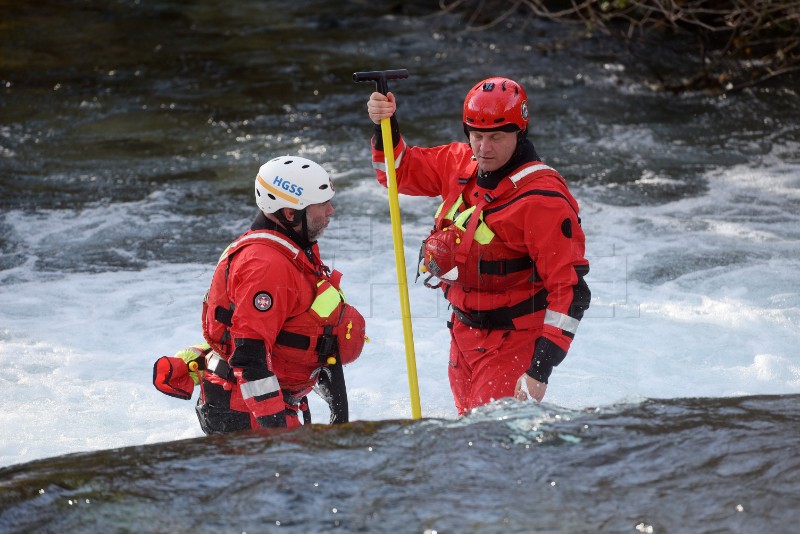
[353,69,421,419]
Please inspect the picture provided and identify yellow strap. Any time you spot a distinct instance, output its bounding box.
[453,206,495,245]
[435,194,465,221]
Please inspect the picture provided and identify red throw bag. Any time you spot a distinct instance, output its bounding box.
[152,356,195,400]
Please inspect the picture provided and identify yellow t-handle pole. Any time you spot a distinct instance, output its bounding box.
[379,116,422,420]
[353,69,421,419]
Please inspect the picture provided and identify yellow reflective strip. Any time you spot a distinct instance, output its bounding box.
[257,174,300,205]
[453,205,475,230]
[175,349,194,361]
[453,207,495,245]
[311,286,342,318]
[434,200,445,219]
[435,195,464,224]
[217,244,233,264]
[439,195,464,221]
[473,223,494,245]
[176,348,200,363]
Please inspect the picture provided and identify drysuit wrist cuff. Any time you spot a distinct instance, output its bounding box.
[371,115,400,150]
[526,337,567,384]
[526,360,553,384]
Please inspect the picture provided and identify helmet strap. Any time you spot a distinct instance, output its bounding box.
[275,208,312,247]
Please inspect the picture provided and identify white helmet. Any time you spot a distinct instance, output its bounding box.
[255,156,334,214]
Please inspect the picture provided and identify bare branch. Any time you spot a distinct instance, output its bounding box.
[443,0,800,93]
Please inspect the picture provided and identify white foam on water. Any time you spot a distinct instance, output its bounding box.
[1,144,799,468]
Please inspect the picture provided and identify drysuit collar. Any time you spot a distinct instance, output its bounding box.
[252,210,314,250]
[476,137,541,190]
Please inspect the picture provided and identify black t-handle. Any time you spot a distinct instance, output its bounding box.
[353,69,409,95]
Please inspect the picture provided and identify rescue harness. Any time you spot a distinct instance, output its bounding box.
[420,163,578,331]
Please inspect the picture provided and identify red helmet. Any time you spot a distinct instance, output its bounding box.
[462,77,529,132]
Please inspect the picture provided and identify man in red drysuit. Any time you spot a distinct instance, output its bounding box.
[196,155,366,433]
[366,77,591,414]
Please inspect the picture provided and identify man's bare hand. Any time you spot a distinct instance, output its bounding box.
[514,373,547,403]
[367,91,396,124]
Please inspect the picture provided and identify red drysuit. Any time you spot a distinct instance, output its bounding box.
[373,135,590,414]
[200,218,364,430]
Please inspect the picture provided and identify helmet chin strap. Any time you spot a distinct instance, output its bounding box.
[275,208,311,246]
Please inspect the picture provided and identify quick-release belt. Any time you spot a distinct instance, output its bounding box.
[274,327,338,363]
[205,325,336,383]
[215,305,336,364]
[479,256,537,277]
[452,290,548,330]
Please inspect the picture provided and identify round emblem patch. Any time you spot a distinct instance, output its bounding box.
[521,100,529,121]
[253,291,273,312]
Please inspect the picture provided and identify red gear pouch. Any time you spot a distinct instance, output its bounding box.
[337,305,366,365]
[152,356,195,400]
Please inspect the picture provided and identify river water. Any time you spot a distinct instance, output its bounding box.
[1,1,799,532]
[2,395,799,533]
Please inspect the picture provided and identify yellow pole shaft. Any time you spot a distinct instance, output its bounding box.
[380,116,422,419]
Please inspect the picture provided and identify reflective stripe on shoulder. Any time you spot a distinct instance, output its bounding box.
[240,375,281,400]
[544,309,580,335]
[508,164,556,185]
[218,233,300,264]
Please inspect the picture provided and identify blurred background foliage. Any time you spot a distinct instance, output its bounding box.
[441,0,800,93]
